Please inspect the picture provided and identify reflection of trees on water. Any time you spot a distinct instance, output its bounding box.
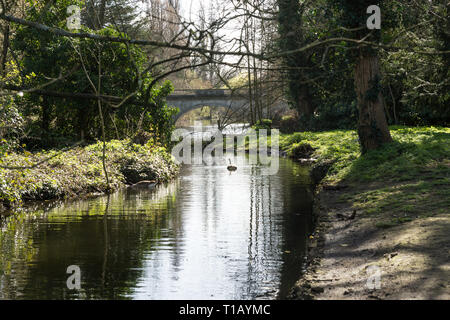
[0,182,181,299]
[0,212,40,299]
[243,165,281,299]
[101,195,110,295]
[245,160,313,299]
[277,161,314,299]
[0,158,314,300]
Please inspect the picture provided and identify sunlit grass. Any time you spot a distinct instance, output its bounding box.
[280,126,449,183]
[0,140,179,207]
[279,126,450,227]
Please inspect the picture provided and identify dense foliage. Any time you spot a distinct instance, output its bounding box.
[0,140,180,207]
[6,0,177,149]
[0,96,23,153]
[276,0,449,131]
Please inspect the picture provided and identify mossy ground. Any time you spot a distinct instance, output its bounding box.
[0,140,180,209]
[279,126,449,228]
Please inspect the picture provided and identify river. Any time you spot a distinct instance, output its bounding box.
[0,130,314,300]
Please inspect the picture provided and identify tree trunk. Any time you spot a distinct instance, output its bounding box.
[1,24,10,75]
[98,0,106,28]
[78,105,87,141]
[354,52,392,153]
[41,96,51,135]
[298,85,314,117]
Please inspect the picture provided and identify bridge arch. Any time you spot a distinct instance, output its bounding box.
[172,101,249,122]
[166,89,289,123]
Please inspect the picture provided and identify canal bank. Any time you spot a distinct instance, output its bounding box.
[278,126,450,300]
[0,140,180,212]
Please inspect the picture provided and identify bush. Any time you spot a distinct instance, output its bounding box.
[0,96,23,154]
[278,115,299,134]
[252,119,273,135]
[0,140,180,207]
[289,142,317,159]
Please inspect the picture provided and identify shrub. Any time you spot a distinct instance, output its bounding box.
[0,140,180,208]
[0,96,23,155]
[252,119,273,135]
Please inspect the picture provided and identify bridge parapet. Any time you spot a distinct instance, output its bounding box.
[170,89,246,97]
[195,89,225,96]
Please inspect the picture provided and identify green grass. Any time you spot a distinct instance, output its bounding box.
[280,126,449,183]
[279,126,450,226]
[0,140,180,208]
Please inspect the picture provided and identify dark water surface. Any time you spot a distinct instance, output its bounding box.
[0,157,313,300]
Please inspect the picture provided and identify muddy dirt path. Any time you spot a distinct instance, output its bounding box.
[291,188,450,300]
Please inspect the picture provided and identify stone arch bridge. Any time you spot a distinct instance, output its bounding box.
[166,89,288,122]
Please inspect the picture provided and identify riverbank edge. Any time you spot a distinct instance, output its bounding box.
[0,140,180,214]
[280,130,449,300]
[289,185,449,300]
[287,161,336,300]
[287,186,336,299]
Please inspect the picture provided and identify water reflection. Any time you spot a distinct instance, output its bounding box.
[0,157,313,300]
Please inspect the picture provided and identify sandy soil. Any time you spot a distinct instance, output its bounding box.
[290,188,450,300]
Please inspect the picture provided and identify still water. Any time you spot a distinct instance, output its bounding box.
[0,157,313,300]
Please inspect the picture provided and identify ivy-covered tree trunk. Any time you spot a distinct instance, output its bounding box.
[355,51,392,153]
[298,85,314,116]
[1,23,10,75]
[334,0,392,153]
[277,0,314,118]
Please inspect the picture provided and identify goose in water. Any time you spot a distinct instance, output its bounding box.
[227,159,237,171]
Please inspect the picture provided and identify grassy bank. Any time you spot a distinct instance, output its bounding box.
[281,126,449,299]
[0,140,180,209]
[280,126,449,227]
